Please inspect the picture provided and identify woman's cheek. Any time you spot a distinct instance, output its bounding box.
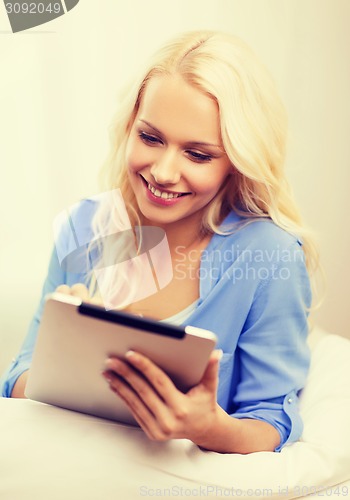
[125,135,138,172]
[188,175,219,195]
[126,140,154,174]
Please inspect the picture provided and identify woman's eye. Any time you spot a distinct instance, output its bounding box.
[139,131,162,145]
[186,150,213,163]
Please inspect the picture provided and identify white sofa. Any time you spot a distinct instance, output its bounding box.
[0,326,349,499]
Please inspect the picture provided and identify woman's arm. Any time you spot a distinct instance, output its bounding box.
[103,350,281,454]
[195,411,281,453]
[11,371,29,399]
[0,247,67,398]
[0,199,98,398]
[8,284,95,399]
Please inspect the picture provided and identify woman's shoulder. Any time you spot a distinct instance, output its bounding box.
[69,196,100,228]
[53,197,100,276]
[201,211,309,300]
[209,210,304,261]
[55,196,100,244]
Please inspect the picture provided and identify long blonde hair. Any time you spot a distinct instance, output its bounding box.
[88,30,320,308]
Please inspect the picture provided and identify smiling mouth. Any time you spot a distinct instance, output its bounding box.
[140,175,191,200]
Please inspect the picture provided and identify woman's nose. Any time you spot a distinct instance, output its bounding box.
[150,150,181,185]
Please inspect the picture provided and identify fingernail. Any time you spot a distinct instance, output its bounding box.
[217,349,223,360]
[105,357,117,366]
[125,350,136,360]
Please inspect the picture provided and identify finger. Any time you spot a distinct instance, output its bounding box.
[102,370,162,439]
[70,283,90,300]
[89,295,105,306]
[103,370,154,424]
[55,285,71,295]
[104,358,171,421]
[122,351,181,408]
[199,350,222,393]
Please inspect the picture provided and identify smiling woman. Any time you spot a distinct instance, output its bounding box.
[126,74,232,228]
[0,30,319,455]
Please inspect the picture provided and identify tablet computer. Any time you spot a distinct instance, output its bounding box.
[25,293,217,425]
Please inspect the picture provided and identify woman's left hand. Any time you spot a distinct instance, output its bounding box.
[102,349,222,445]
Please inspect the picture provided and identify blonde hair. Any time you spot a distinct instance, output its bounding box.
[88,30,320,309]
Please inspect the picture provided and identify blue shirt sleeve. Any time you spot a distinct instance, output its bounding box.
[229,239,311,451]
[0,247,66,397]
[0,198,99,397]
[0,198,98,397]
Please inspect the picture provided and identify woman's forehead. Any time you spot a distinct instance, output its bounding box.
[136,75,222,146]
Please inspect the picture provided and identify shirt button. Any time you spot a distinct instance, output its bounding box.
[287,398,293,404]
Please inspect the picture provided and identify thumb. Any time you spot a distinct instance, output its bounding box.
[200,349,223,393]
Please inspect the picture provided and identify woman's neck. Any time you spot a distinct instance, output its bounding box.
[141,213,210,252]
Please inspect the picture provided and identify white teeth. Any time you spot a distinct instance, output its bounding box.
[147,182,181,200]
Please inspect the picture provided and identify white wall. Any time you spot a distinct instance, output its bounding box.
[0,0,349,372]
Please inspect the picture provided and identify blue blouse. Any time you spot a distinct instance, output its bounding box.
[0,199,311,452]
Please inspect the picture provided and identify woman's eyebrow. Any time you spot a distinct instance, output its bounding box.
[139,119,223,150]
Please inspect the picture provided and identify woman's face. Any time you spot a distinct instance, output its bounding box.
[125,74,232,231]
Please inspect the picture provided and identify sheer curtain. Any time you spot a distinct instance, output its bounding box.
[0,0,349,371]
